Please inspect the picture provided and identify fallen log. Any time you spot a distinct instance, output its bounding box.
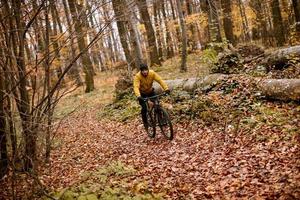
[262,45,300,70]
[259,79,300,101]
[153,74,226,93]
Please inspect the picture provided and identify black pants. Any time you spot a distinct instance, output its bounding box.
[138,90,156,125]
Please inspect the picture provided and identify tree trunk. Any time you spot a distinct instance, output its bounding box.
[68,0,95,92]
[49,0,64,86]
[169,0,181,52]
[249,0,269,45]
[237,0,250,41]
[207,0,222,42]
[12,0,35,171]
[176,0,188,72]
[44,1,52,163]
[75,1,96,76]
[126,0,143,69]
[102,3,118,64]
[292,0,300,32]
[271,0,285,46]
[0,67,8,178]
[259,79,300,101]
[153,1,163,61]
[162,0,175,58]
[111,0,135,71]
[62,0,83,86]
[186,0,198,50]
[136,0,161,66]
[221,0,235,45]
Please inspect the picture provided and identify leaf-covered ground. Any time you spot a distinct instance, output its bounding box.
[1,51,299,199]
[39,79,300,199]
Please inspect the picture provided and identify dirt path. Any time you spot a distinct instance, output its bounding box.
[41,107,299,199]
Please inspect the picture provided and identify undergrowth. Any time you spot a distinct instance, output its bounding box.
[46,161,164,200]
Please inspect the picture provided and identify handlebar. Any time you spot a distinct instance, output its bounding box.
[142,92,168,101]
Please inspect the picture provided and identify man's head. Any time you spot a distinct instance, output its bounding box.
[139,63,149,77]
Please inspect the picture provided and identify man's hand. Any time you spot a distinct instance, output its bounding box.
[165,89,171,95]
[137,96,143,101]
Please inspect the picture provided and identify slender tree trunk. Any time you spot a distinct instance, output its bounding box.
[111,0,135,71]
[154,1,163,61]
[169,0,180,52]
[221,0,235,45]
[75,1,96,76]
[136,0,161,66]
[292,0,300,31]
[44,1,51,163]
[237,0,250,41]
[162,0,175,58]
[271,0,285,46]
[12,0,35,171]
[102,4,117,64]
[176,0,187,72]
[0,67,8,178]
[126,0,143,69]
[207,0,222,42]
[1,5,17,161]
[186,0,198,50]
[250,1,269,46]
[50,0,64,85]
[62,0,83,86]
[68,0,95,92]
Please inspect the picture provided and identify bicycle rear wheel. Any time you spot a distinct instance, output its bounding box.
[146,109,156,138]
[157,107,173,140]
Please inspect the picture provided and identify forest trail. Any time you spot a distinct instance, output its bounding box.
[42,106,299,199]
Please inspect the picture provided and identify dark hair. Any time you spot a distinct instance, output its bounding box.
[139,63,148,71]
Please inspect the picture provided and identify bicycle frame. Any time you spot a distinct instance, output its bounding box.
[142,92,167,112]
[141,92,173,140]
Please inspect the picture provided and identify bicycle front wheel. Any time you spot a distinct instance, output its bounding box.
[157,107,173,140]
[146,109,156,138]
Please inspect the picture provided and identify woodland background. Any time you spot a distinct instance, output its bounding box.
[0,0,300,199]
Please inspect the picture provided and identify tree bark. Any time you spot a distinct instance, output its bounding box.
[0,67,8,178]
[49,0,64,85]
[271,0,285,46]
[292,0,300,32]
[111,0,135,71]
[153,74,226,93]
[262,45,300,69]
[136,0,161,66]
[176,0,188,72]
[12,0,35,171]
[186,0,198,50]
[126,0,143,69]
[249,0,269,45]
[237,0,250,41]
[44,1,52,163]
[153,1,163,61]
[221,0,235,45]
[259,79,300,101]
[62,0,83,86]
[162,0,175,58]
[207,0,222,42]
[68,0,95,92]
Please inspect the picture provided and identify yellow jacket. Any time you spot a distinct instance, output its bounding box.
[133,70,168,97]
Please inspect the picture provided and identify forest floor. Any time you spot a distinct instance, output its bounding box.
[1,53,299,199]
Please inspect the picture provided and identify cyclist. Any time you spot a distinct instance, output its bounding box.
[133,63,170,129]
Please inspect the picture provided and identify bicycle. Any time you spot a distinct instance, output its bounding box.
[142,92,174,140]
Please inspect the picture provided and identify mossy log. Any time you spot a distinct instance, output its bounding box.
[259,79,300,101]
